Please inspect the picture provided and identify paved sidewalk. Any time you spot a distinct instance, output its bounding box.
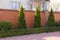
[0,31,60,40]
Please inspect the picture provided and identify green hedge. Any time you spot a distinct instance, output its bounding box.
[0,28,44,38]
[0,27,60,38]
[0,21,12,30]
[45,27,60,32]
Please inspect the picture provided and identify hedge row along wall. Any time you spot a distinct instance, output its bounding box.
[0,9,60,28]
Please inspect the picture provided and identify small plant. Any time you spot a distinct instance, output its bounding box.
[33,7,41,28]
[18,6,27,29]
[0,21,12,30]
[47,9,55,27]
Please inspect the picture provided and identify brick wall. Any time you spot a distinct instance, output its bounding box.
[54,12,60,21]
[0,9,18,28]
[24,10,46,28]
[0,9,60,28]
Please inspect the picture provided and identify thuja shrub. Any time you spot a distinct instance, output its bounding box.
[0,21,12,30]
[33,7,41,28]
[47,9,55,27]
[18,6,27,29]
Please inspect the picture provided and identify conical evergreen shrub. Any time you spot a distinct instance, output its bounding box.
[18,6,26,29]
[33,7,41,28]
[47,9,55,27]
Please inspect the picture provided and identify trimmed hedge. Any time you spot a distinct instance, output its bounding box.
[45,27,60,32]
[0,21,12,30]
[0,27,60,38]
[0,28,44,38]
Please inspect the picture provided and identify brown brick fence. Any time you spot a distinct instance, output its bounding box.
[0,9,60,28]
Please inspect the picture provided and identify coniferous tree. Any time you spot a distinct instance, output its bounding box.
[18,6,26,29]
[33,7,41,28]
[47,9,55,27]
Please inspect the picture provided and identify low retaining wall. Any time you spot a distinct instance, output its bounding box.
[0,9,60,28]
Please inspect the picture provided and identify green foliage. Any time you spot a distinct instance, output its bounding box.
[18,6,27,29]
[0,28,44,38]
[55,21,60,26]
[33,7,41,28]
[45,27,60,32]
[0,27,60,38]
[0,21,12,30]
[47,9,55,27]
